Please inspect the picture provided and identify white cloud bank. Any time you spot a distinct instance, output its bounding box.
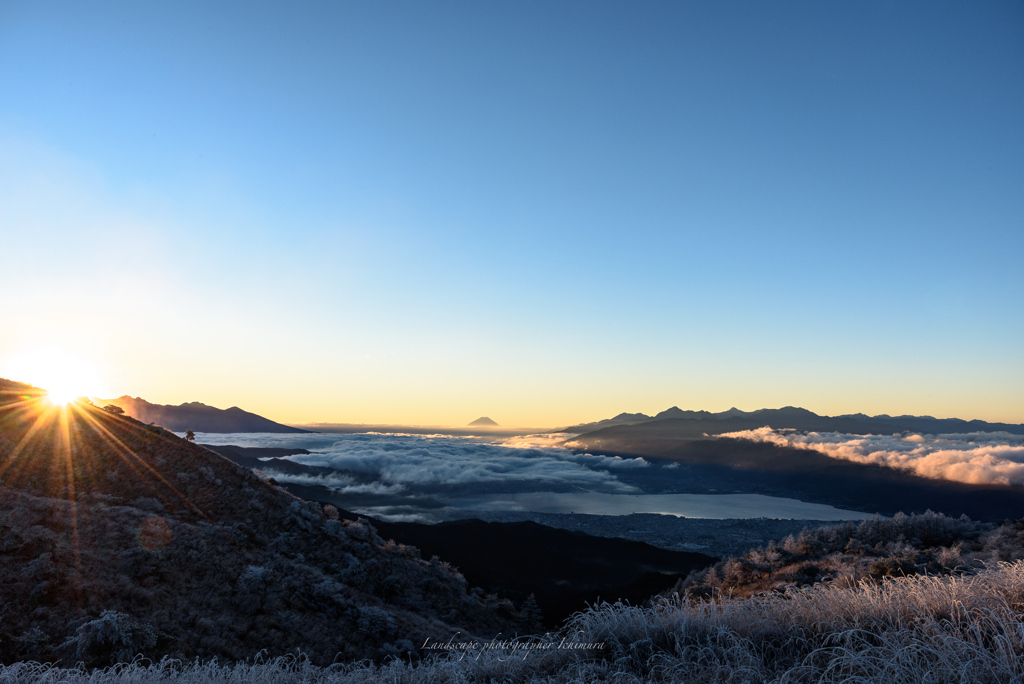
[720,428,1024,486]
[193,431,647,493]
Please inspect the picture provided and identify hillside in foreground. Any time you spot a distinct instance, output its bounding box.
[5,537,1024,682]
[0,378,518,666]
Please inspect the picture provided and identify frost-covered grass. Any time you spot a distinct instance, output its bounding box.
[7,561,1024,683]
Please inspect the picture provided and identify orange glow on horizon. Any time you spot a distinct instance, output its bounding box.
[5,348,106,408]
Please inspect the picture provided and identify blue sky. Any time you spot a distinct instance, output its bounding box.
[1,1,1022,425]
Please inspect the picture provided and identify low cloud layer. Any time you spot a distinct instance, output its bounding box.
[194,431,646,494]
[721,428,1024,486]
[259,472,405,495]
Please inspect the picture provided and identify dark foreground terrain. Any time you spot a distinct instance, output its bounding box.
[5,510,1024,683]
[430,510,839,558]
[366,517,716,627]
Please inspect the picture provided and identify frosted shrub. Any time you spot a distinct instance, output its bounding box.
[356,606,396,639]
[342,520,370,541]
[339,553,368,586]
[937,544,964,568]
[59,611,157,667]
[236,565,273,613]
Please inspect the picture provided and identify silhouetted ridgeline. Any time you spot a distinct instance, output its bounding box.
[0,379,521,666]
[198,443,325,478]
[98,395,307,433]
[561,405,1024,436]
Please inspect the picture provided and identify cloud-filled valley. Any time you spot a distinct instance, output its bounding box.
[720,428,1024,486]
[193,431,647,495]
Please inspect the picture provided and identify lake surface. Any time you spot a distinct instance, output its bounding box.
[444,491,874,520]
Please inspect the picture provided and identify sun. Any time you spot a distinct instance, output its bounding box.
[45,383,82,406]
[5,348,107,406]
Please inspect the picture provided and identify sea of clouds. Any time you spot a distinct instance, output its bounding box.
[720,428,1024,486]
[191,431,648,495]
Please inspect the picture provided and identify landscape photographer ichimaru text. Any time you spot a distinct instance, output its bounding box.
[421,633,606,660]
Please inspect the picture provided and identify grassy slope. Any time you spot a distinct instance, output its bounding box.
[3,561,1024,682]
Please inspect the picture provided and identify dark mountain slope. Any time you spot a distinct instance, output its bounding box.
[559,412,653,433]
[198,444,333,478]
[842,413,1024,435]
[367,517,716,627]
[564,406,1024,437]
[0,379,515,666]
[99,395,307,433]
[199,444,313,460]
[570,412,899,442]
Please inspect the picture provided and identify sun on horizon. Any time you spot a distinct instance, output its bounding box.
[5,348,106,406]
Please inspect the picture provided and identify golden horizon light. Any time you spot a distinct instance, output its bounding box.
[5,348,106,406]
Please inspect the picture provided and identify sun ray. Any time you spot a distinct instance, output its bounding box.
[56,403,85,607]
[0,398,59,482]
[72,405,213,520]
[1,388,252,572]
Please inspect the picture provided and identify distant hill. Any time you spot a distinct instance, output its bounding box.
[98,395,307,433]
[838,412,1024,435]
[561,405,1024,436]
[559,411,652,433]
[468,416,498,426]
[0,378,515,666]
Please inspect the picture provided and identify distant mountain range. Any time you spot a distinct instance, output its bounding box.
[98,395,307,433]
[560,406,1024,436]
[468,416,499,426]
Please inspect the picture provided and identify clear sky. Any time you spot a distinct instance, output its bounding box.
[1,1,1022,427]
